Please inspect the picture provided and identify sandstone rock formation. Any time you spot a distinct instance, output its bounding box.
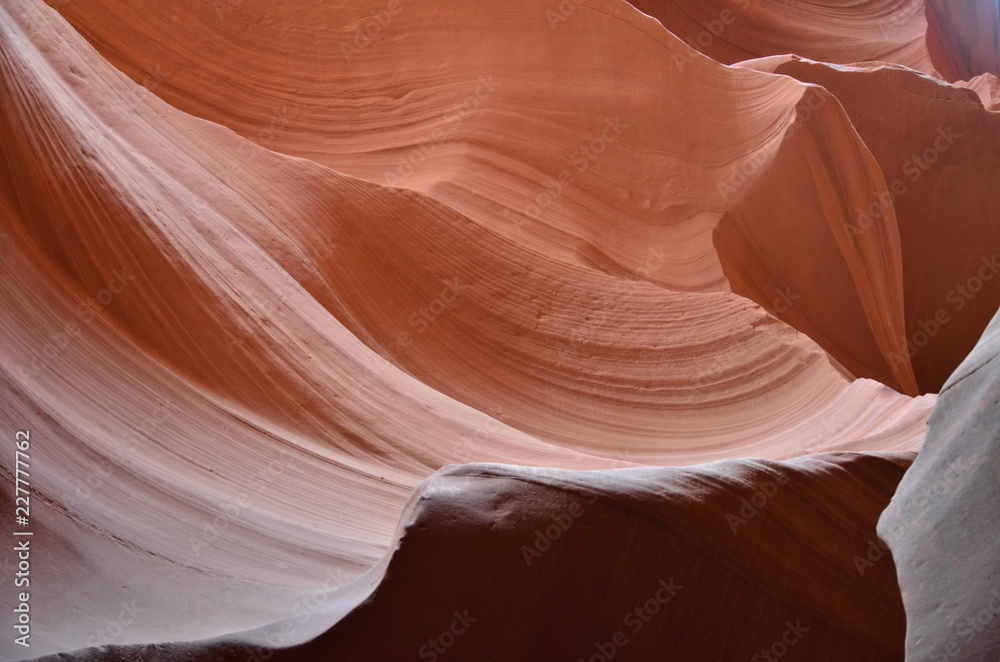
[0,0,997,660]
[880,307,1000,662]
[737,55,1000,393]
[47,454,914,661]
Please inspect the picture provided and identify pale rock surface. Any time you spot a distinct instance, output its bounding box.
[880,307,1000,662]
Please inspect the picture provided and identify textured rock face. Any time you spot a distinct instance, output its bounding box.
[0,0,997,660]
[737,55,1000,393]
[879,308,1000,662]
[52,455,914,661]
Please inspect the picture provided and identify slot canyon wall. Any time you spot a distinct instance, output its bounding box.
[1,0,998,660]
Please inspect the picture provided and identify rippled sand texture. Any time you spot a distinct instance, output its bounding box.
[0,0,998,660]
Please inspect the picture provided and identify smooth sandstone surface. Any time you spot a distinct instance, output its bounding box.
[737,55,1000,393]
[43,454,913,661]
[0,0,997,660]
[625,0,940,76]
[47,0,921,392]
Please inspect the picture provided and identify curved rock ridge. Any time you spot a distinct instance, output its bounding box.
[736,56,1000,393]
[0,3,609,655]
[0,0,931,462]
[37,0,826,290]
[45,453,913,661]
[44,0,935,393]
[712,82,919,394]
[879,306,1000,662]
[625,0,939,77]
